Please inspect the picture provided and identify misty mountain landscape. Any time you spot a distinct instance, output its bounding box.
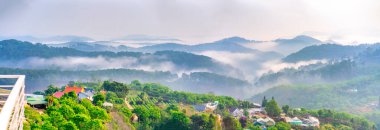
[2,0,380,130]
[3,34,380,129]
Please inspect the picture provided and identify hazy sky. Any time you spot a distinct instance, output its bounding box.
[0,0,379,43]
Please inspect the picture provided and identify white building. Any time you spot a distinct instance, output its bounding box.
[0,75,25,130]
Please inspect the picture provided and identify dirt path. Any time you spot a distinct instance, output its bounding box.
[107,112,133,130]
[125,98,134,110]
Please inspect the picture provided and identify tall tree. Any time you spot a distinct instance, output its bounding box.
[282,105,290,114]
[262,96,268,107]
[265,99,282,117]
[44,85,59,95]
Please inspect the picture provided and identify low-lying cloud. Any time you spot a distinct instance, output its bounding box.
[257,59,328,76]
[198,50,327,83]
[0,56,211,75]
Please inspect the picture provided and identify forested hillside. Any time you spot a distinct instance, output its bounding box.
[0,40,230,72]
[24,80,376,130]
[0,68,251,97]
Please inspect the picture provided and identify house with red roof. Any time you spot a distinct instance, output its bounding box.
[52,85,85,98]
[63,85,84,94]
[53,92,64,98]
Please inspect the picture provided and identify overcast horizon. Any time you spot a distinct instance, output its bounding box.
[1,0,380,44]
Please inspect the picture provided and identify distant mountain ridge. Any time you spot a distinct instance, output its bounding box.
[274,35,322,44]
[0,35,93,43]
[46,36,260,53]
[0,39,231,73]
[137,36,257,53]
[282,43,379,63]
[48,41,133,52]
[242,35,325,55]
[41,35,323,56]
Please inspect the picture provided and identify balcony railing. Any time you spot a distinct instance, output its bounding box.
[0,75,25,130]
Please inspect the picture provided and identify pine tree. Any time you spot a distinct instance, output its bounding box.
[262,96,268,107]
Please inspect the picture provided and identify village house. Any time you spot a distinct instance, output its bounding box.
[78,91,94,101]
[229,108,244,118]
[254,116,276,127]
[102,102,114,108]
[193,101,219,112]
[26,94,47,108]
[285,117,303,125]
[205,101,218,111]
[53,92,64,98]
[194,104,207,112]
[302,116,320,127]
[63,85,84,94]
[52,85,95,101]
[247,108,264,117]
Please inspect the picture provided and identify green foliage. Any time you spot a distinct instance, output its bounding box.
[131,80,142,89]
[62,121,79,130]
[274,122,291,130]
[106,91,118,102]
[120,107,132,118]
[166,104,179,112]
[190,114,217,130]
[93,94,106,106]
[72,103,89,115]
[24,87,110,130]
[41,121,58,130]
[320,124,335,130]
[282,105,290,114]
[222,116,242,130]
[89,106,110,120]
[81,99,93,108]
[158,111,191,130]
[71,114,90,128]
[265,98,282,117]
[48,111,66,127]
[25,80,378,130]
[267,126,278,130]
[287,108,375,130]
[45,85,59,95]
[24,105,43,128]
[364,111,380,129]
[59,104,75,119]
[84,119,106,130]
[102,80,130,97]
[133,106,150,122]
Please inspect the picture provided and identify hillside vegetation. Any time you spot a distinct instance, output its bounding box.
[24,80,376,130]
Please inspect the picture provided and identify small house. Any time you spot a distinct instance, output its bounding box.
[78,91,94,101]
[286,117,303,125]
[26,94,47,108]
[302,116,320,127]
[103,102,113,108]
[230,108,244,118]
[193,104,207,112]
[131,114,139,123]
[255,117,276,126]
